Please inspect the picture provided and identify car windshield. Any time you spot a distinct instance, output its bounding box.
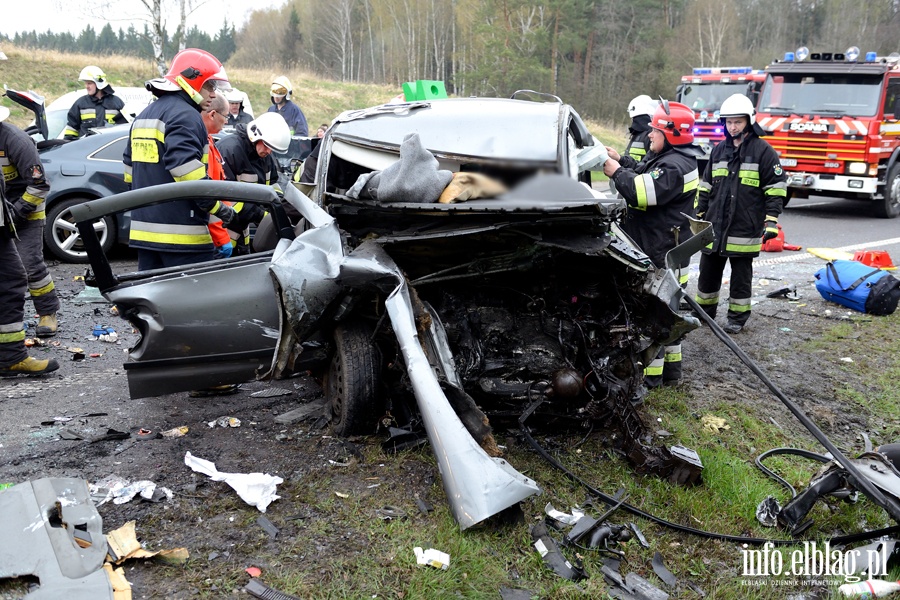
[760,73,884,117]
[678,82,753,113]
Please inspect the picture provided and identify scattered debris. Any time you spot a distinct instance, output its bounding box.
[133,428,161,441]
[91,325,118,343]
[273,399,326,425]
[41,412,108,426]
[756,496,782,527]
[184,452,283,512]
[335,491,349,498]
[256,516,279,539]
[161,426,189,438]
[375,505,407,520]
[245,566,262,578]
[531,521,585,581]
[106,520,188,564]
[499,587,539,600]
[766,285,799,300]
[840,357,854,363]
[838,579,900,597]
[544,502,585,526]
[629,522,650,548]
[250,387,293,398]
[89,476,173,505]
[68,347,85,360]
[414,546,450,570]
[208,416,241,428]
[415,497,432,515]
[700,414,730,433]
[651,552,678,587]
[245,578,301,600]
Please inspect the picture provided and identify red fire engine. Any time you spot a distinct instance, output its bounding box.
[756,47,900,217]
[675,67,766,162]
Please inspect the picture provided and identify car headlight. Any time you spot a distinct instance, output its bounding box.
[847,162,868,175]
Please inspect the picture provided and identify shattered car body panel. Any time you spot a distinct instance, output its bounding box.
[71,181,293,398]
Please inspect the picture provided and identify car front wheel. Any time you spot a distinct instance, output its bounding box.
[325,321,383,437]
[44,197,116,263]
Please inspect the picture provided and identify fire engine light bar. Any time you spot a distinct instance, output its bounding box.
[692,66,753,75]
[865,51,877,62]
[796,46,810,61]
[845,46,860,62]
[849,180,864,189]
[714,127,723,134]
[784,52,795,62]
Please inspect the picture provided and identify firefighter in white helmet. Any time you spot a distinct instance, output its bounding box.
[63,65,126,140]
[215,112,291,254]
[267,75,308,136]
[624,94,659,161]
[695,93,788,334]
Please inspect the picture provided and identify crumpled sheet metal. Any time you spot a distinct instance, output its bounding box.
[267,191,540,528]
[0,478,113,599]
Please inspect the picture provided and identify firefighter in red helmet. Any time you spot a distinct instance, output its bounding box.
[601,99,700,388]
[123,48,237,271]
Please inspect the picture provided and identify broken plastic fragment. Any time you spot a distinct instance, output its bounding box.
[414,546,450,570]
[184,452,282,512]
[544,502,585,526]
[246,566,262,578]
[756,495,781,527]
[208,416,242,428]
[161,426,189,438]
[700,414,729,433]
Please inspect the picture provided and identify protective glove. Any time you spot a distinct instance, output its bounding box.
[213,203,236,226]
[215,243,233,259]
[762,221,778,242]
[10,202,30,227]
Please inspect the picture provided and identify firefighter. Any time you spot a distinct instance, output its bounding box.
[0,105,59,338]
[0,107,60,377]
[625,95,659,161]
[695,93,787,334]
[123,48,237,271]
[63,66,127,140]
[224,88,253,127]
[267,76,308,136]
[602,99,699,387]
[216,112,290,253]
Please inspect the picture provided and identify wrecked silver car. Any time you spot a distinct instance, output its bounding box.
[74,95,710,529]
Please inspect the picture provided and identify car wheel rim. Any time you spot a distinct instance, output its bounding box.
[892,173,900,211]
[53,207,107,258]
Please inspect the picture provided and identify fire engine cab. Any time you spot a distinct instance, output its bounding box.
[756,47,900,218]
[675,67,766,164]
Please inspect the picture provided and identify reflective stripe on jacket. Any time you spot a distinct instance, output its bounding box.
[612,146,698,269]
[696,135,787,257]
[123,91,220,253]
[0,122,49,222]
[63,93,126,139]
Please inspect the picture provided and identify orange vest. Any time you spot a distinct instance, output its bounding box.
[207,136,231,247]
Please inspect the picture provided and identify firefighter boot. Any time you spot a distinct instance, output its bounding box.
[36,313,58,338]
[0,356,60,377]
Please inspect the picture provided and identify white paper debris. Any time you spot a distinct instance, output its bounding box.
[414,546,450,570]
[543,502,585,526]
[184,451,283,512]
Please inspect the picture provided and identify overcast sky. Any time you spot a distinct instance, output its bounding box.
[0,0,286,38]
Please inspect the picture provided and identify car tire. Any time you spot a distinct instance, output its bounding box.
[44,196,116,263]
[325,321,383,437]
[874,162,900,219]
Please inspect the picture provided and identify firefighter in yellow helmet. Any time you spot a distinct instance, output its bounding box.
[63,66,127,140]
[268,76,308,136]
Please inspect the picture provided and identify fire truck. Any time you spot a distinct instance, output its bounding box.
[755,47,900,217]
[675,66,766,164]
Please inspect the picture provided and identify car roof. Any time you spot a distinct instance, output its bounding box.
[46,87,154,111]
[332,98,567,163]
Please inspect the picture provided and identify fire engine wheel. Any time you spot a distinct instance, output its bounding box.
[325,321,383,437]
[877,162,900,219]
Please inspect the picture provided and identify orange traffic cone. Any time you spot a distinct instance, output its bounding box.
[852,250,896,270]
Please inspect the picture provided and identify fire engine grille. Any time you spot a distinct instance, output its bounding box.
[768,134,867,166]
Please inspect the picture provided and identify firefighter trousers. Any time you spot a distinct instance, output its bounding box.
[0,228,28,367]
[696,253,753,326]
[14,221,59,316]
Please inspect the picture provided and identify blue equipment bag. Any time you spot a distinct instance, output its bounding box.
[814,260,900,315]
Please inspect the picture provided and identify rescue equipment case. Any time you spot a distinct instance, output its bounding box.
[814,260,900,315]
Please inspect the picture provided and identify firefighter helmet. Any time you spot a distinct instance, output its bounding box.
[271,76,293,102]
[719,93,756,125]
[79,66,110,90]
[247,112,291,153]
[147,48,230,105]
[627,94,657,119]
[225,89,244,105]
[0,106,9,122]
[650,99,695,145]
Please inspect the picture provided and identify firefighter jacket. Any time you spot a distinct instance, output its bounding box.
[226,110,252,127]
[0,122,49,224]
[63,92,126,140]
[611,146,698,269]
[123,91,227,253]
[216,124,272,249]
[267,101,308,136]
[625,116,653,162]
[696,134,787,258]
